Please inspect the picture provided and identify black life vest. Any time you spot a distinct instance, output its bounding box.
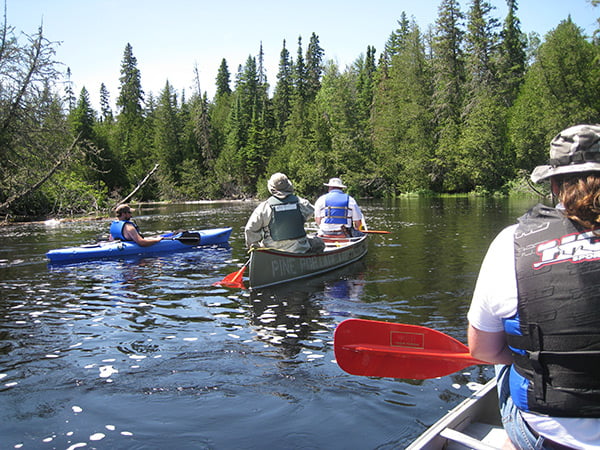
[267,195,306,241]
[507,203,600,417]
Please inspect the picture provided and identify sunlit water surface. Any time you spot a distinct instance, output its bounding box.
[0,197,543,449]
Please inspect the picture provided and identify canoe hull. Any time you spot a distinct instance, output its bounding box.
[46,227,232,263]
[407,378,505,450]
[248,235,368,289]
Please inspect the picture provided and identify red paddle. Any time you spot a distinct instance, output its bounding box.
[212,260,249,289]
[334,319,486,379]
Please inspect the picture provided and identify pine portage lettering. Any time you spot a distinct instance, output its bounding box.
[270,251,347,277]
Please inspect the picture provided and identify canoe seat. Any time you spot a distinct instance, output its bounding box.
[442,422,507,450]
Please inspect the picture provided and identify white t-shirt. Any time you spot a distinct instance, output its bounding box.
[468,224,600,449]
[314,190,363,233]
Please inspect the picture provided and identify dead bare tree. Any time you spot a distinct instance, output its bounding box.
[0,7,78,217]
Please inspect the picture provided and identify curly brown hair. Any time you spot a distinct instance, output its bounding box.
[556,173,600,230]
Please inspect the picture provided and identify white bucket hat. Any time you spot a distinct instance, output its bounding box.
[324,177,347,189]
[531,124,600,183]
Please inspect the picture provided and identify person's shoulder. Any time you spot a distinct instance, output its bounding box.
[490,224,518,247]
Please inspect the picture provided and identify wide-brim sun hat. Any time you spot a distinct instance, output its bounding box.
[324,177,347,189]
[531,124,600,183]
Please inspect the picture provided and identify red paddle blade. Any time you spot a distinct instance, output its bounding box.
[212,265,247,289]
[334,319,485,380]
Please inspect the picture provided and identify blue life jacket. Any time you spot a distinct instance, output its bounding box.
[267,195,306,241]
[109,220,141,241]
[505,203,600,417]
[323,190,351,226]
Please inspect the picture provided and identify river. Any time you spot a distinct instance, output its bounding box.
[0,197,544,449]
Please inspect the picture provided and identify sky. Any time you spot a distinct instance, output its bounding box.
[9,0,599,110]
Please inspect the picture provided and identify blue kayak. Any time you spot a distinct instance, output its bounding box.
[46,227,232,263]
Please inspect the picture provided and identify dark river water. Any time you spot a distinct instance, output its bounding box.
[0,197,545,449]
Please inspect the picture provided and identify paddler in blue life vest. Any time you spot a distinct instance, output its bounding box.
[244,173,325,253]
[468,124,600,450]
[109,204,163,247]
[314,177,365,237]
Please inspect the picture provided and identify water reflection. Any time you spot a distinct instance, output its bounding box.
[247,261,367,359]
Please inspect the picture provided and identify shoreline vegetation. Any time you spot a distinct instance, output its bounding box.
[1,2,596,222]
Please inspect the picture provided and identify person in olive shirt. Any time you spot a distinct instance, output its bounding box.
[244,173,324,253]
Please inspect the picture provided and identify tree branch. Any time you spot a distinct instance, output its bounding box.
[115,163,160,208]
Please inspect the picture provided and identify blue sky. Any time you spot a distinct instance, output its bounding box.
[9,0,598,109]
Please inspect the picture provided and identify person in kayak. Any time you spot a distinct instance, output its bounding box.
[314,177,365,236]
[468,124,600,450]
[244,173,325,253]
[109,204,163,247]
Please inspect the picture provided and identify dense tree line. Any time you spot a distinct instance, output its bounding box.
[1,0,599,218]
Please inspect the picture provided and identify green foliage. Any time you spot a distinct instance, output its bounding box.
[3,9,600,219]
[43,171,109,216]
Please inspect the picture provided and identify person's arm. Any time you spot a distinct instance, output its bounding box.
[299,197,315,221]
[122,223,162,247]
[244,203,268,248]
[349,197,364,229]
[468,325,513,365]
[467,225,519,365]
[313,196,325,225]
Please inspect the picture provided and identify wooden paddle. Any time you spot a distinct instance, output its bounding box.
[212,259,250,289]
[334,319,486,380]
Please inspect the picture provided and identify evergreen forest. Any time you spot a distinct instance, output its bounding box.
[1,0,599,220]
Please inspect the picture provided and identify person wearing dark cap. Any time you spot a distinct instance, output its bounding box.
[314,177,365,236]
[244,173,324,253]
[468,124,600,449]
[109,204,163,247]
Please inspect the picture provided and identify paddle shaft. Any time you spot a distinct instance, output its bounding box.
[334,319,486,380]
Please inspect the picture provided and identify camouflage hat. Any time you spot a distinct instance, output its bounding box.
[267,172,294,198]
[531,124,600,183]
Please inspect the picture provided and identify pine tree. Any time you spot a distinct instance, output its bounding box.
[117,43,144,119]
[430,0,465,191]
[454,0,510,192]
[294,36,308,103]
[372,20,434,194]
[114,43,152,197]
[69,87,96,142]
[382,12,411,65]
[305,32,324,101]
[215,58,232,98]
[497,0,526,106]
[99,83,113,122]
[64,67,76,112]
[153,81,183,194]
[273,39,293,131]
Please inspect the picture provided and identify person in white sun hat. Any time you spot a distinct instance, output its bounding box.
[468,124,600,450]
[314,177,365,237]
